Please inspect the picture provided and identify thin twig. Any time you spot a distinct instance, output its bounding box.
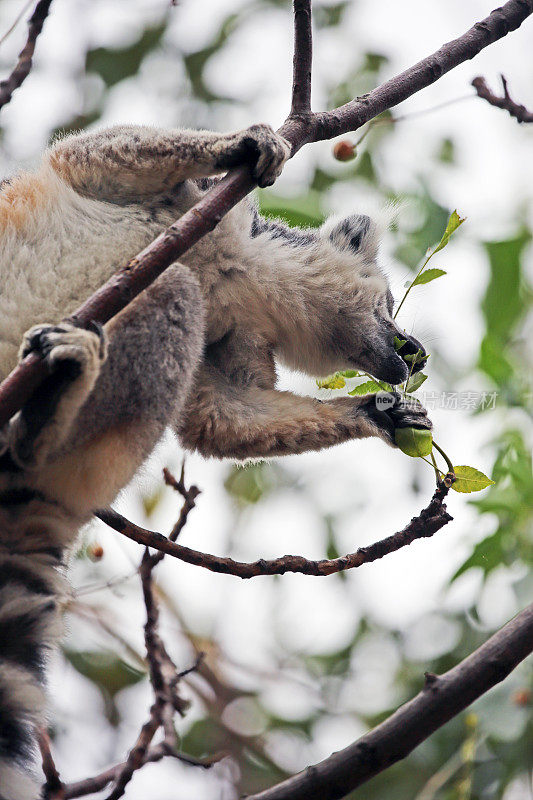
[246,603,533,800]
[96,476,454,579]
[290,0,313,114]
[472,74,533,123]
[0,0,35,47]
[104,701,163,800]
[62,742,218,800]
[0,0,53,111]
[38,728,65,800]
[164,465,201,543]
[102,468,202,799]
[1,0,532,427]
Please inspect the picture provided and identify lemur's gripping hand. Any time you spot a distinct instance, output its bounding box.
[218,124,290,187]
[358,392,432,448]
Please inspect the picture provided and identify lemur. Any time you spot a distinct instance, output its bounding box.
[0,123,430,799]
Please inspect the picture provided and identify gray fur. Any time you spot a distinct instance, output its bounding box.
[0,123,429,796]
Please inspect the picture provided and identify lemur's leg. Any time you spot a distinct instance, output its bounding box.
[7,265,204,490]
[34,264,205,513]
[6,322,106,469]
[178,330,431,459]
[48,124,291,200]
[70,264,204,455]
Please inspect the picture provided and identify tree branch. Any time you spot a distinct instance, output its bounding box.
[0,0,53,111]
[472,74,533,122]
[312,0,533,140]
[246,603,533,800]
[95,475,453,579]
[0,0,532,427]
[291,0,313,114]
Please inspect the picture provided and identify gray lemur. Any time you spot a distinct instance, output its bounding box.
[0,123,430,799]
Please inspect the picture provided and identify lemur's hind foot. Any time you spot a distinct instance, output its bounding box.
[9,322,107,468]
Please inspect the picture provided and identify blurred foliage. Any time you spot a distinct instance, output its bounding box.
[64,649,145,726]
[183,13,239,103]
[86,24,167,88]
[15,1,529,797]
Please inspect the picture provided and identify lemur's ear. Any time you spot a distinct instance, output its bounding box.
[323,214,377,255]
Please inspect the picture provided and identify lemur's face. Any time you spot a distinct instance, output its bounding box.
[323,214,427,385]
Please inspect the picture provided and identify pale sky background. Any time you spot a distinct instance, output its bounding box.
[0,0,531,797]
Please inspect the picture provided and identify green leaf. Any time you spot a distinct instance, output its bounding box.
[412,268,447,286]
[477,232,531,388]
[405,372,427,392]
[478,333,515,388]
[316,373,346,390]
[404,349,425,364]
[451,466,494,493]
[339,369,360,378]
[64,650,145,697]
[393,336,407,350]
[348,380,383,396]
[481,233,530,340]
[394,427,433,458]
[451,530,505,581]
[432,210,465,254]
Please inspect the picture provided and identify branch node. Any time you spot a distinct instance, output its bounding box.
[423,671,439,689]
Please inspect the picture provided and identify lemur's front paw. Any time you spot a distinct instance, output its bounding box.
[362,391,432,448]
[232,124,290,188]
[20,321,107,375]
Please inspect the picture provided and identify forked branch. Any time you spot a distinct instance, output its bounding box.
[472,74,533,122]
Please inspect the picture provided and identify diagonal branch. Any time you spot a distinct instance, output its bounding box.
[472,74,533,122]
[0,0,532,427]
[0,0,53,111]
[290,0,313,114]
[95,476,453,579]
[246,603,533,800]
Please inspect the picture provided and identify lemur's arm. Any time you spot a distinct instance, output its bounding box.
[48,124,290,200]
[178,330,431,459]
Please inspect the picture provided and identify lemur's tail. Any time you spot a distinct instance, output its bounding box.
[0,551,61,800]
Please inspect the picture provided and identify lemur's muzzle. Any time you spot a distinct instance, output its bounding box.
[395,333,427,374]
[368,329,428,385]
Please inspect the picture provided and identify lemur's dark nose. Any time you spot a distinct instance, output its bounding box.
[396,334,427,374]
